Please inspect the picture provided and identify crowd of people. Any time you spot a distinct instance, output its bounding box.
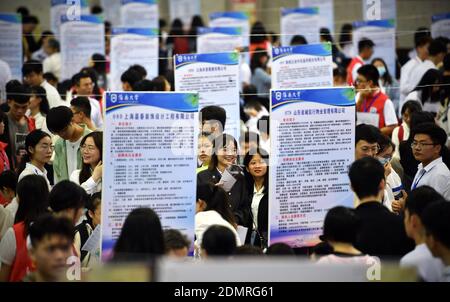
[0,5,449,282]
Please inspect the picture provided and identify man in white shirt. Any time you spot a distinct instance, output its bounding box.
[0,59,12,102]
[411,123,450,200]
[401,186,445,282]
[421,202,450,282]
[22,60,66,109]
[71,72,103,130]
[401,40,447,114]
[399,34,431,116]
[42,38,61,80]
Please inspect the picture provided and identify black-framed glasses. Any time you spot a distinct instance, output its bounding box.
[411,141,436,149]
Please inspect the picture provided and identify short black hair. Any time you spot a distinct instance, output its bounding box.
[235,245,263,256]
[22,15,39,25]
[358,38,375,53]
[46,106,73,133]
[72,71,92,87]
[355,124,381,145]
[414,27,431,48]
[409,111,435,130]
[120,69,141,87]
[22,60,43,76]
[201,225,236,256]
[6,81,29,104]
[257,115,269,136]
[412,122,447,150]
[200,106,226,131]
[0,170,17,192]
[128,64,147,79]
[405,186,445,217]
[322,206,360,243]
[163,229,190,252]
[48,180,87,212]
[290,35,308,45]
[47,38,60,52]
[71,96,92,118]
[333,67,347,78]
[378,134,395,154]
[401,100,422,115]
[266,243,295,255]
[16,6,30,17]
[421,201,450,249]
[357,64,380,85]
[349,157,385,199]
[29,214,74,247]
[133,79,154,91]
[428,39,447,57]
[43,72,58,83]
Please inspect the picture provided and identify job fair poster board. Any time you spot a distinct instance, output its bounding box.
[431,13,450,39]
[60,15,105,80]
[299,0,334,33]
[271,43,333,90]
[110,28,159,90]
[120,0,159,28]
[280,7,320,46]
[352,19,396,77]
[169,0,200,30]
[51,0,89,37]
[0,13,22,80]
[269,87,355,248]
[101,0,122,26]
[196,27,244,54]
[362,0,396,21]
[101,91,199,260]
[174,52,241,140]
[209,12,250,49]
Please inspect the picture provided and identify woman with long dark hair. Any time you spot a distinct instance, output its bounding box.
[70,131,102,195]
[372,57,400,113]
[250,48,271,98]
[28,86,50,130]
[406,69,442,115]
[243,148,269,248]
[197,134,249,226]
[113,207,165,262]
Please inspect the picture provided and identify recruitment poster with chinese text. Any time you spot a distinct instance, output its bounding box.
[280,7,320,46]
[102,91,198,260]
[120,0,159,28]
[269,87,355,248]
[0,13,22,80]
[174,52,241,140]
[196,27,243,54]
[272,43,333,90]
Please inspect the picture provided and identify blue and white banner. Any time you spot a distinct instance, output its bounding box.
[196,27,244,54]
[209,12,250,48]
[110,28,159,90]
[362,0,396,21]
[300,0,334,33]
[280,7,320,46]
[169,0,200,30]
[174,52,241,140]
[431,13,450,39]
[51,0,89,37]
[101,0,122,26]
[0,13,22,80]
[272,43,333,89]
[60,15,105,80]
[120,0,159,28]
[269,87,355,248]
[102,91,199,261]
[352,19,396,76]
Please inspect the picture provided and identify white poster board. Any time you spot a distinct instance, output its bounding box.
[51,0,89,37]
[431,13,450,39]
[269,87,356,248]
[362,0,396,21]
[280,7,320,46]
[196,27,244,54]
[120,0,159,28]
[0,13,22,80]
[169,0,200,30]
[300,0,334,33]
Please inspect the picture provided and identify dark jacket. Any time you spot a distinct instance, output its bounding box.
[244,190,268,248]
[197,168,249,226]
[354,201,414,260]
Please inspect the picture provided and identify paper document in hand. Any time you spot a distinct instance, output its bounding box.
[82,224,101,253]
[217,169,237,192]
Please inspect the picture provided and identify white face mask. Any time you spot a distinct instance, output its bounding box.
[377,66,386,77]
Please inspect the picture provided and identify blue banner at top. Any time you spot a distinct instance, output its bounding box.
[281,7,319,17]
[105,92,199,113]
[121,0,157,5]
[175,52,239,69]
[52,0,88,7]
[353,19,396,29]
[197,27,242,36]
[271,88,355,111]
[112,28,158,36]
[432,13,450,23]
[0,13,21,24]
[61,14,104,24]
[272,43,332,61]
[209,12,249,21]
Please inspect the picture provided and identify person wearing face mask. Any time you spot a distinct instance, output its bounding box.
[197,134,249,226]
[372,58,400,114]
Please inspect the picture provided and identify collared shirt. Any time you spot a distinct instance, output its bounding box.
[399,56,422,112]
[43,52,61,79]
[251,185,265,229]
[40,80,66,109]
[18,162,51,191]
[400,243,445,282]
[412,157,450,200]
